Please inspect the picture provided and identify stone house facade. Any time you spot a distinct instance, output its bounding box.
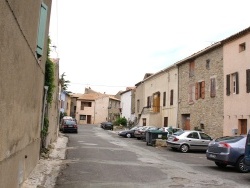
[176,43,224,139]
[0,1,52,187]
[222,27,250,136]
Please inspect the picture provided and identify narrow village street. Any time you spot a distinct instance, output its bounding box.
[25,124,249,188]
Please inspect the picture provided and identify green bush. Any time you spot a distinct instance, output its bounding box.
[114,117,127,127]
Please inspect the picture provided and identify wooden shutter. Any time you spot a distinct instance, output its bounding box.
[170,90,173,105]
[195,82,198,100]
[247,69,250,93]
[201,81,205,99]
[226,74,230,96]
[36,3,48,57]
[210,78,216,98]
[236,72,239,94]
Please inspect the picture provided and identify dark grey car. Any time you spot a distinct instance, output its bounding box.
[206,135,248,173]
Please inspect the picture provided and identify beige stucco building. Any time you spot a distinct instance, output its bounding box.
[0,1,52,187]
[223,27,250,136]
[134,66,178,128]
[74,91,120,125]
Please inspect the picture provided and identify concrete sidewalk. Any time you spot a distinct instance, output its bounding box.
[21,133,68,188]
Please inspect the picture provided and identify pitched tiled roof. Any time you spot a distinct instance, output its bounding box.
[109,96,120,101]
[221,26,250,44]
[77,93,107,100]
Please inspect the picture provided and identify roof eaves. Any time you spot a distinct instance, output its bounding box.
[175,42,221,66]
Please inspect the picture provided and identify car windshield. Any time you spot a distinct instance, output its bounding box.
[215,136,245,143]
[131,126,140,130]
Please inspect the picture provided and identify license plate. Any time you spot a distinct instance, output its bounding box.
[209,154,216,158]
[68,125,73,127]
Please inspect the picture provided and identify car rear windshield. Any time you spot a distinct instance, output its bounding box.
[65,121,76,125]
[173,130,184,136]
[215,136,244,143]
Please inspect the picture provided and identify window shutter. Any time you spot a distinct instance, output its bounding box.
[170,90,173,105]
[210,78,216,98]
[226,74,230,96]
[36,3,48,57]
[195,82,198,100]
[201,81,205,99]
[236,72,239,94]
[247,69,250,93]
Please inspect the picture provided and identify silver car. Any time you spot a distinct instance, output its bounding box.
[166,130,212,152]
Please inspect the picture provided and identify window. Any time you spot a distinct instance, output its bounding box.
[147,96,151,108]
[239,42,246,52]
[206,59,210,69]
[247,69,250,93]
[80,115,86,120]
[137,100,140,113]
[187,132,199,139]
[232,73,237,94]
[153,92,160,113]
[210,78,216,98]
[195,81,205,99]
[36,3,48,58]
[226,72,239,95]
[189,61,195,77]
[170,90,173,105]
[163,92,166,107]
[81,101,92,110]
[61,101,64,108]
[200,133,211,140]
[188,84,195,103]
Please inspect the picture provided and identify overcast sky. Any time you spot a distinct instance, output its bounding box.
[49,0,250,95]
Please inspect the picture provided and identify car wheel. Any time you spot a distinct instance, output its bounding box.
[236,156,249,173]
[180,144,189,153]
[215,162,227,168]
[126,133,131,138]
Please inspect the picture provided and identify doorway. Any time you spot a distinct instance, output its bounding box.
[87,115,91,124]
[164,117,168,127]
[238,119,247,135]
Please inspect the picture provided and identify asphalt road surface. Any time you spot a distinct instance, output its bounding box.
[55,125,250,188]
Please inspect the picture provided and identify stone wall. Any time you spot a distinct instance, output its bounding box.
[177,46,224,138]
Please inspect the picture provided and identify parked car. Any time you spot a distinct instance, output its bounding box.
[118,126,141,138]
[100,122,113,130]
[206,135,248,173]
[60,116,74,131]
[159,127,183,135]
[166,130,212,153]
[243,130,250,171]
[134,126,158,140]
[61,120,78,133]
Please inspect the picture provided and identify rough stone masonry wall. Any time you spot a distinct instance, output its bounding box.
[178,47,224,139]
